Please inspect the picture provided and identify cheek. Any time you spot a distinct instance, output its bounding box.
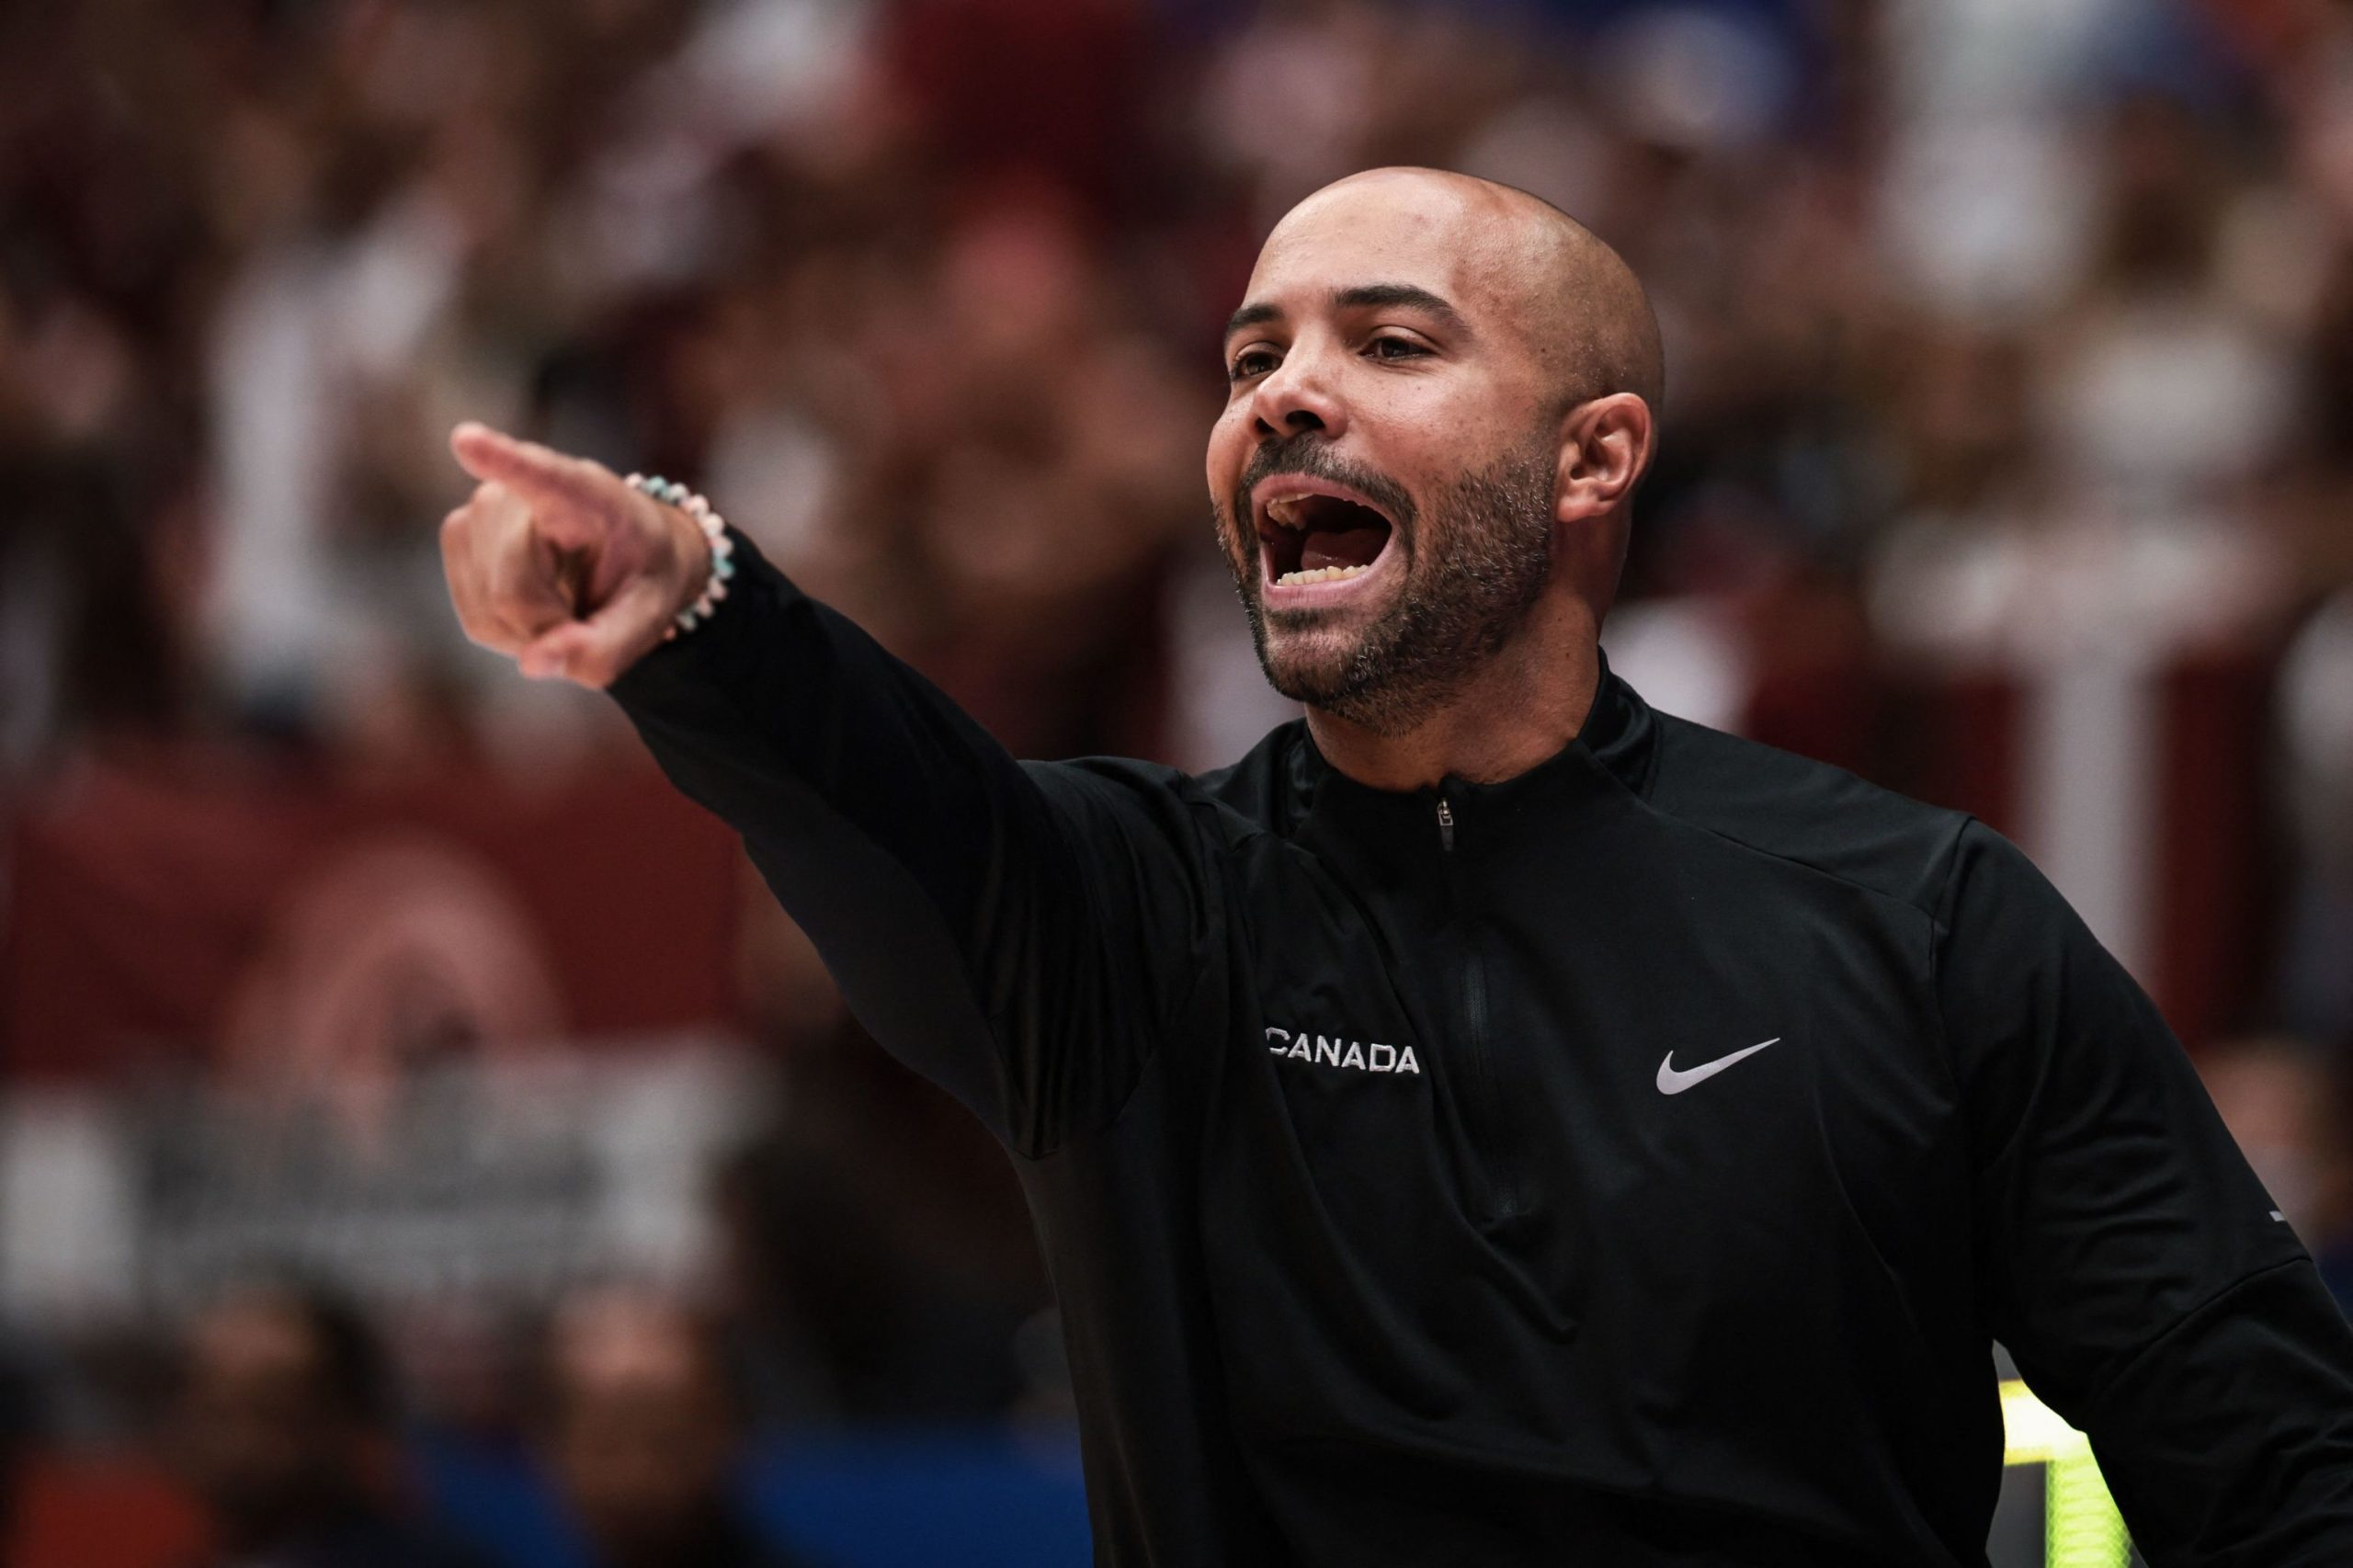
[1369,361,1525,449]
[1205,406,1248,497]
[1344,366,1462,450]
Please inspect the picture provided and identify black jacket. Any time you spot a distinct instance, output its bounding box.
[611,532,2353,1566]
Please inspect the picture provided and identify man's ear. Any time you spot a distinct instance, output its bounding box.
[1554,393,1655,523]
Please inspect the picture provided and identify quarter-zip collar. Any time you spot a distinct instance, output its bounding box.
[1289,646,1662,844]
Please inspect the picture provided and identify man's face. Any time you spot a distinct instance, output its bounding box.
[176,1301,354,1533]
[550,1299,736,1562]
[1206,178,1561,734]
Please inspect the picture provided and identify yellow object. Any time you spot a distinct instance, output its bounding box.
[2000,1379,2131,1568]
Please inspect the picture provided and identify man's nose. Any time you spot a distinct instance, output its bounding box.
[1249,347,1347,441]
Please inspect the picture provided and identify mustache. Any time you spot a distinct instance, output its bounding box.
[1230,435,1416,533]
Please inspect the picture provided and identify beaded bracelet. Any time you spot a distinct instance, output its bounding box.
[625,473,735,640]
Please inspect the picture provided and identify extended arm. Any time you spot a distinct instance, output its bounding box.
[439,426,1216,1153]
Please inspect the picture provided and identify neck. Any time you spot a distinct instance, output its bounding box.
[1305,599,1603,792]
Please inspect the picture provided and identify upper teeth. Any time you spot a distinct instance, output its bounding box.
[1266,495,1311,528]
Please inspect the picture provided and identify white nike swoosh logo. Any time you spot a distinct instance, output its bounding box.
[1655,1038,1780,1095]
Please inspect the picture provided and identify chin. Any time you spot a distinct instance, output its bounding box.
[1260,608,1362,661]
[1254,619,1381,710]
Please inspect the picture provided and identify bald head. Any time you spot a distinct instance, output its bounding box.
[1280,167,1665,421]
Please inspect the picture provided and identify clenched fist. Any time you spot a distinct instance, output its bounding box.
[440,422,713,687]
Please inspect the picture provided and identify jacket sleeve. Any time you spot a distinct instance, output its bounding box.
[606,528,1220,1156]
[1936,818,2353,1563]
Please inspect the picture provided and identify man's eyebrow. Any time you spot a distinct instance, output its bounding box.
[1224,300,1282,340]
[1332,282,1470,335]
[1222,283,1472,343]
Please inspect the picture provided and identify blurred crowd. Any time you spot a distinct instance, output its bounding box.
[5,1274,830,1566]
[10,0,2353,1559]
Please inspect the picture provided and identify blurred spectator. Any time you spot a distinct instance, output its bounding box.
[171,1282,485,1568]
[544,1285,819,1568]
[0,1335,32,1543]
[2278,587,2353,1044]
[709,1022,1050,1425]
[2200,1035,2353,1312]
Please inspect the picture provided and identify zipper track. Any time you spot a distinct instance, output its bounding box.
[1437,796,1518,1221]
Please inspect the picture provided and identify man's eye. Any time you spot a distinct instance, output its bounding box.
[1368,335,1429,361]
[1229,347,1279,381]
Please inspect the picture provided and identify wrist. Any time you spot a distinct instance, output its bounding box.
[666,504,712,603]
[627,474,733,640]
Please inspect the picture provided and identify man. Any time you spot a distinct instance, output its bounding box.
[172,1283,484,1568]
[543,1286,820,1568]
[439,168,2353,1564]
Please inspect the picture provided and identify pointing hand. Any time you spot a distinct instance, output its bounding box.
[440,423,712,688]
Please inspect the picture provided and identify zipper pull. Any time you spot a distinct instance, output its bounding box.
[1436,797,1455,851]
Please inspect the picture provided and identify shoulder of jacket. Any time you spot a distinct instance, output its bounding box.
[1640,710,1971,918]
[1184,722,1312,846]
[1025,744,1283,857]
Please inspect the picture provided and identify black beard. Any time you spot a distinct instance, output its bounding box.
[1216,433,1557,737]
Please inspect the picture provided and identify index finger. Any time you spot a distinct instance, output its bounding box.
[449,423,614,526]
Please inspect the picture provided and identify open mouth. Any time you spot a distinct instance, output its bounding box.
[1254,482,1397,589]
